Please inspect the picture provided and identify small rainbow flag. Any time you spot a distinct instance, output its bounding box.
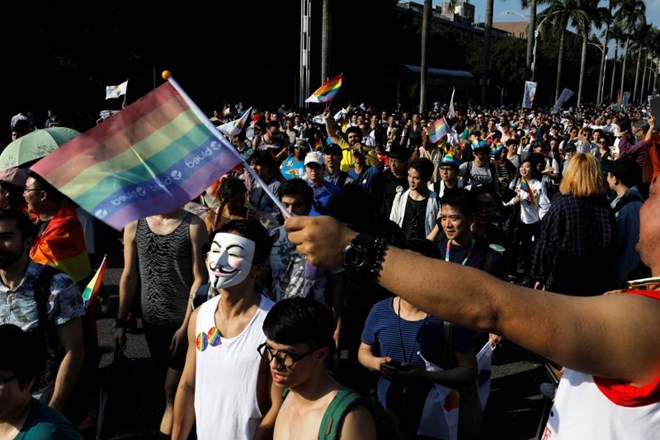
[31,81,242,231]
[81,255,107,309]
[105,80,128,100]
[520,177,538,206]
[428,117,450,144]
[305,73,343,103]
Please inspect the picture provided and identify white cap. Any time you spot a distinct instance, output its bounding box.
[304,151,324,166]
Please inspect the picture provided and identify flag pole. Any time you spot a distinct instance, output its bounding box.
[162,71,291,219]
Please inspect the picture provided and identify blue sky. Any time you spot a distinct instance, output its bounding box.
[432,0,659,28]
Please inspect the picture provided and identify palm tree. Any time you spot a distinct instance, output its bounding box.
[632,22,651,103]
[482,0,494,105]
[420,0,433,113]
[615,0,646,100]
[321,0,331,84]
[572,0,607,106]
[543,0,572,102]
[608,21,626,102]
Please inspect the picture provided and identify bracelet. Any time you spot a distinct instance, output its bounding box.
[114,318,128,329]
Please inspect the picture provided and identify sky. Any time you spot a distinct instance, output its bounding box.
[433,0,659,28]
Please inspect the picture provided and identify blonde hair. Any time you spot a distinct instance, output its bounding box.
[559,153,607,197]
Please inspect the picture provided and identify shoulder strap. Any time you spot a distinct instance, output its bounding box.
[442,320,453,370]
[337,172,348,187]
[34,266,63,352]
[612,192,645,214]
[192,283,210,309]
[319,389,364,440]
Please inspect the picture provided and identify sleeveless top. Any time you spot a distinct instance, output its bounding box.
[194,294,274,440]
[543,290,660,439]
[136,212,194,326]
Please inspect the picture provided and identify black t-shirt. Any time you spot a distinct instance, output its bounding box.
[402,196,427,241]
[380,170,408,218]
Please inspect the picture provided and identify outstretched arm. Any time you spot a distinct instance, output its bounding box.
[284,215,660,386]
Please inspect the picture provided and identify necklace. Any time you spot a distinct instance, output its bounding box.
[445,238,476,265]
[396,297,429,364]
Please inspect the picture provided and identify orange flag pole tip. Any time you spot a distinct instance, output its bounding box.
[162,70,172,80]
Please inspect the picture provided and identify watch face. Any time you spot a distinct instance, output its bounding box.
[345,245,368,268]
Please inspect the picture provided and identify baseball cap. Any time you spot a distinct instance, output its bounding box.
[293,139,310,152]
[473,140,490,151]
[563,144,577,152]
[304,151,324,167]
[440,154,460,168]
[323,143,342,155]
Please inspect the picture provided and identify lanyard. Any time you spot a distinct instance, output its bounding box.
[445,238,476,266]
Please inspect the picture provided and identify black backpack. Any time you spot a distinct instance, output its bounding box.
[33,266,100,390]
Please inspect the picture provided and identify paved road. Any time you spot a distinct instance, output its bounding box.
[91,254,550,440]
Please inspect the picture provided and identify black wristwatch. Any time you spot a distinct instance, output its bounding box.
[342,233,388,279]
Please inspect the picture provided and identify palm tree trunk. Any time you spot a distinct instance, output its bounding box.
[321,0,330,83]
[598,26,610,104]
[554,26,566,103]
[640,54,648,100]
[610,44,618,102]
[481,0,493,105]
[526,0,537,80]
[619,37,629,97]
[633,45,642,103]
[577,34,588,107]
[420,0,432,113]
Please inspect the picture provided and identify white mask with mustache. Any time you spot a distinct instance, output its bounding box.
[207,233,256,289]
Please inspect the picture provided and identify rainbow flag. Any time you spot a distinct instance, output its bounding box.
[520,177,538,206]
[105,80,128,100]
[81,255,107,309]
[218,107,252,138]
[428,117,450,144]
[305,73,343,103]
[31,81,242,231]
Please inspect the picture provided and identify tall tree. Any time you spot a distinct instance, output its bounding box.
[609,21,626,102]
[615,0,646,100]
[632,22,651,103]
[420,0,432,113]
[482,0,494,105]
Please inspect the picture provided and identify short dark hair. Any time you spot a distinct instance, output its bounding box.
[0,324,47,391]
[219,176,247,202]
[409,157,434,182]
[28,172,65,204]
[440,188,475,218]
[212,219,273,265]
[262,297,335,350]
[280,178,313,210]
[606,157,641,188]
[345,126,362,138]
[250,149,277,169]
[0,208,37,241]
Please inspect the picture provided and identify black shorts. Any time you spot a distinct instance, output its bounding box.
[142,321,187,372]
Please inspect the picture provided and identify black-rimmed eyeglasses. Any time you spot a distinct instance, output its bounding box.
[257,343,318,369]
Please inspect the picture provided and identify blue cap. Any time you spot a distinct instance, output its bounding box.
[440,154,460,168]
[473,140,489,151]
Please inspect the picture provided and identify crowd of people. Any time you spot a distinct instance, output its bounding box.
[1,98,659,439]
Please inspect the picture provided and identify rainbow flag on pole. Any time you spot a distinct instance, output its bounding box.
[305,73,343,103]
[520,177,538,206]
[31,81,243,231]
[81,254,107,309]
[428,117,450,144]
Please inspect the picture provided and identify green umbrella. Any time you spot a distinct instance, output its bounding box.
[0,127,81,169]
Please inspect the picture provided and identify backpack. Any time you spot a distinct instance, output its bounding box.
[283,387,407,440]
[34,266,100,390]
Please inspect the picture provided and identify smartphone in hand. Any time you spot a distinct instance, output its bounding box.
[381,360,403,372]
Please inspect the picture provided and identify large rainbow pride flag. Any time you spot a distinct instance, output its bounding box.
[31,81,242,231]
[305,73,343,103]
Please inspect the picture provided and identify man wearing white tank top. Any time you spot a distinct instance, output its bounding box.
[172,220,281,440]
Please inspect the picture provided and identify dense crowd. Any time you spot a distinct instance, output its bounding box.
[1,98,659,440]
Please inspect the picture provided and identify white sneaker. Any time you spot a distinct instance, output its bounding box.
[539,382,557,399]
